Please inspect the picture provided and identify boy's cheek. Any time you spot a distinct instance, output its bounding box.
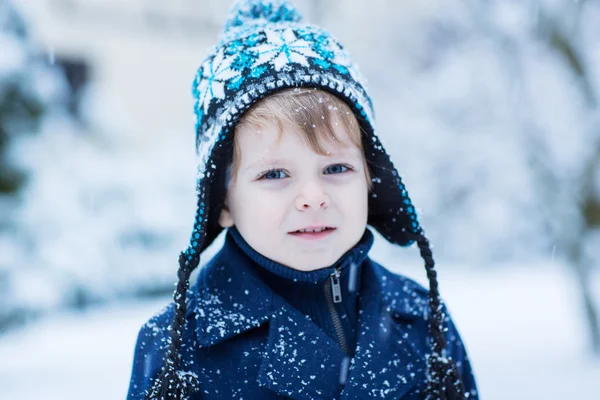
[235,192,286,218]
[245,186,294,205]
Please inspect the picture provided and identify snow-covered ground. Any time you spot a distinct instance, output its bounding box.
[1,262,599,400]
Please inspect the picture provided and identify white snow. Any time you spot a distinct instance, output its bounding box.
[0,298,166,400]
[0,263,598,400]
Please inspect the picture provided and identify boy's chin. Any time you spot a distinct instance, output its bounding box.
[285,263,331,272]
[281,254,341,272]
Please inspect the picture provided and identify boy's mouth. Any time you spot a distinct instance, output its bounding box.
[289,226,336,239]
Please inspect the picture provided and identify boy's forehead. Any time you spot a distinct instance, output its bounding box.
[238,119,357,151]
[242,130,357,158]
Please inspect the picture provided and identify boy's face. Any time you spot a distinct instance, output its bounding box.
[219,117,369,271]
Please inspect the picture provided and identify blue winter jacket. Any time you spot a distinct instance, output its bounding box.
[127,227,478,399]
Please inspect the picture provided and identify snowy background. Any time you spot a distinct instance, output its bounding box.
[1,0,600,399]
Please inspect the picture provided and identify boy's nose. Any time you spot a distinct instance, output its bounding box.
[294,183,329,211]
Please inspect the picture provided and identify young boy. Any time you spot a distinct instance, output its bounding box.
[127,1,478,399]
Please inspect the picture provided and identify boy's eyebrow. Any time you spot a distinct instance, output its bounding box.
[243,158,289,172]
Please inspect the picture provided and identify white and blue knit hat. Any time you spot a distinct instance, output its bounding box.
[150,1,467,399]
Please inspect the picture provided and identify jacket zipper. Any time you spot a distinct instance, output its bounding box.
[325,267,350,355]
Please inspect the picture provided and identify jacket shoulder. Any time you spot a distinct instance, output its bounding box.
[370,259,430,296]
[367,259,431,320]
[143,302,177,333]
[126,303,176,400]
[368,260,479,396]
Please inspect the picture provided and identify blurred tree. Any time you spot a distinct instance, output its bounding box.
[0,0,201,334]
[465,0,600,355]
[533,0,600,355]
[0,0,71,330]
[0,0,49,194]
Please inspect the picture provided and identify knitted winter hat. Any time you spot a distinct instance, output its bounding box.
[148,1,467,399]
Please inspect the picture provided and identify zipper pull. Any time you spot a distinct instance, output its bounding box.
[330,269,342,303]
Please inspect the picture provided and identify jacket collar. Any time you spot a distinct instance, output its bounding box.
[186,228,430,399]
[185,230,273,346]
[227,225,373,284]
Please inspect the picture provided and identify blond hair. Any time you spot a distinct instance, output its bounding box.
[229,88,372,189]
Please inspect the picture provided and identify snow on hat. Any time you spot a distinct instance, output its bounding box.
[147,1,467,399]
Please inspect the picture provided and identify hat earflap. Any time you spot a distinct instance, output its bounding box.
[144,179,212,400]
[408,231,468,400]
[144,253,199,400]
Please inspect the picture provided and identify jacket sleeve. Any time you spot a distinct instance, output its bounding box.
[126,306,174,400]
[443,307,479,399]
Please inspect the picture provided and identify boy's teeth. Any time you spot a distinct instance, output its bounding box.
[297,227,327,233]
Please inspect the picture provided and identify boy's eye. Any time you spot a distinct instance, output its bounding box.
[259,169,288,180]
[324,164,351,175]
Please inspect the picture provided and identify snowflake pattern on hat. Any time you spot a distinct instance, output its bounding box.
[195,25,368,105]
